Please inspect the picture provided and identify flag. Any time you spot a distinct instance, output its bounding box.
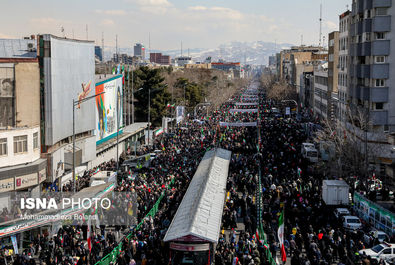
[297,167,302,178]
[116,64,121,74]
[255,230,262,244]
[87,217,92,252]
[278,210,286,262]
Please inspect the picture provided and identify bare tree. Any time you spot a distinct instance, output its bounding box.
[261,74,297,101]
[314,106,379,186]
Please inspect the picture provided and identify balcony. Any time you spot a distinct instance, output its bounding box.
[357,85,370,100]
[370,87,389,102]
[365,0,373,9]
[357,21,364,35]
[372,40,390,55]
[371,63,389,78]
[373,0,392,8]
[363,19,372,32]
[361,42,372,56]
[372,16,391,32]
[370,110,388,125]
[357,64,371,78]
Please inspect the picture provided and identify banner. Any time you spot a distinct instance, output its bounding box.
[229,109,258,113]
[219,122,257,127]
[11,235,18,254]
[235,102,258,106]
[176,106,185,124]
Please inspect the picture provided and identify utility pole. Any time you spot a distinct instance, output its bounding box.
[319,0,323,47]
[148,88,151,147]
[101,32,104,62]
[128,65,131,125]
[132,67,135,123]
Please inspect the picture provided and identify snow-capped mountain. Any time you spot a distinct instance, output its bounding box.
[103,41,294,65]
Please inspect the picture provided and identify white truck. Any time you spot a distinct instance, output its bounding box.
[322,180,350,205]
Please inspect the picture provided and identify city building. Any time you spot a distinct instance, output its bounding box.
[314,62,329,119]
[279,46,328,98]
[184,63,211,69]
[328,31,340,122]
[348,0,395,181]
[0,37,47,199]
[134,43,145,60]
[95,46,103,62]
[175,56,193,67]
[338,10,351,124]
[211,62,244,78]
[150,53,171,65]
[37,34,97,188]
[112,53,133,64]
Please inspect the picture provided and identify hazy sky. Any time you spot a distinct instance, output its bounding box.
[1,0,351,50]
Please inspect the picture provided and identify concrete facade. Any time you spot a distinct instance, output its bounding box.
[329,31,340,121]
[338,10,351,124]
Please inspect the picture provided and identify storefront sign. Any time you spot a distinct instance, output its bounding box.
[0,178,15,192]
[15,173,38,190]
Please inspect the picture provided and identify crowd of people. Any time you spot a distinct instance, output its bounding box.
[4,80,393,265]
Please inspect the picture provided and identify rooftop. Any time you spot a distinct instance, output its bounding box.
[0,39,37,58]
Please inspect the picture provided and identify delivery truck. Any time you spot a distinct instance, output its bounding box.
[322,180,350,205]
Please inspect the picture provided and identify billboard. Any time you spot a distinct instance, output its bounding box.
[176,106,185,124]
[44,35,95,146]
[95,75,123,144]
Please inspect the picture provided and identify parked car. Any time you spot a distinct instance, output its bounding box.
[363,230,390,245]
[359,243,395,261]
[334,208,350,219]
[342,215,362,231]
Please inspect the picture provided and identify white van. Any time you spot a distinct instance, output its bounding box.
[301,143,318,163]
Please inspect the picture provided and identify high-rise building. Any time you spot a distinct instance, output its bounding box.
[150,53,171,65]
[338,10,351,124]
[349,0,395,180]
[95,46,103,62]
[134,43,145,59]
[328,31,339,122]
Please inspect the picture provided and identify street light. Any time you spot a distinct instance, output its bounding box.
[72,91,104,194]
[136,85,167,147]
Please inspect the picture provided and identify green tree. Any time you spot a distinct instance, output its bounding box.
[174,78,203,111]
[133,66,170,126]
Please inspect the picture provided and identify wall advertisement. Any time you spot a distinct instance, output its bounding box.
[44,35,95,146]
[95,75,123,145]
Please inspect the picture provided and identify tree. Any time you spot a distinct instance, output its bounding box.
[174,78,203,111]
[261,73,297,101]
[314,106,379,190]
[132,66,170,126]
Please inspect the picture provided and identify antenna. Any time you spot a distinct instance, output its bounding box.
[319,0,322,47]
[60,26,65,38]
[188,48,189,57]
[346,4,349,11]
[101,32,104,62]
[86,24,88,40]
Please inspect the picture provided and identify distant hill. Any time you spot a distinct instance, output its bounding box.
[103,41,294,65]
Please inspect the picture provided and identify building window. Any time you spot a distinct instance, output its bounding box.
[375,32,385,40]
[375,56,385,63]
[33,132,38,149]
[375,79,385,87]
[0,138,7,156]
[375,8,388,16]
[375,103,384,110]
[13,135,27,154]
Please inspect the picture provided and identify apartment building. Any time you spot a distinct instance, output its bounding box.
[349,0,395,180]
